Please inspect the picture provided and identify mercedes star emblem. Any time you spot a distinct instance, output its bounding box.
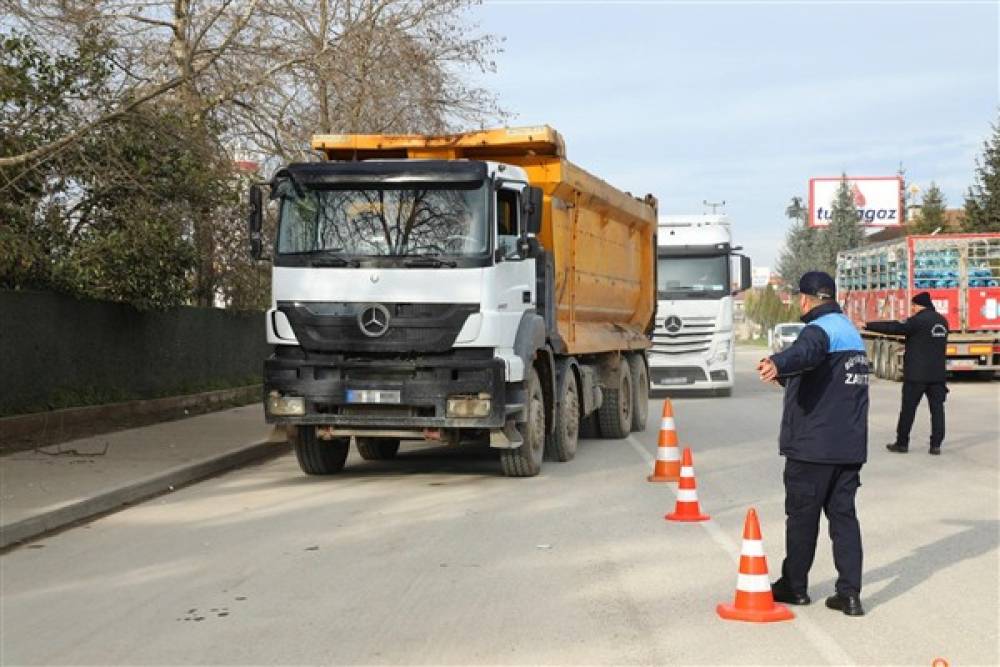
[358,304,391,337]
[664,315,683,333]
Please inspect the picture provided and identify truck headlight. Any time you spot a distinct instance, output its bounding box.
[447,394,492,418]
[267,391,305,416]
[712,340,732,363]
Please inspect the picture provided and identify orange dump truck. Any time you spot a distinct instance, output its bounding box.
[247,126,658,477]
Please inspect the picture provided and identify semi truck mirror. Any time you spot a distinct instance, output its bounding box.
[738,255,752,293]
[524,187,544,235]
[248,184,264,260]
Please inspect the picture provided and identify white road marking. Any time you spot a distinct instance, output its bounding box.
[627,435,854,665]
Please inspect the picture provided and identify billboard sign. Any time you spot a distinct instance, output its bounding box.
[808,176,903,227]
[751,266,771,289]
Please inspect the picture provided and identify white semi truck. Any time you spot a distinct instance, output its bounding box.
[649,215,751,395]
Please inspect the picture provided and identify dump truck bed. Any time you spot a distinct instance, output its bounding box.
[313,126,658,356]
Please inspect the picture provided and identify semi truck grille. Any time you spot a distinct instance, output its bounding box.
[278,301,478,355]
[651,316,715,354]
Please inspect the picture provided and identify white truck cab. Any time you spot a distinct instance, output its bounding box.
[650,215,751,395]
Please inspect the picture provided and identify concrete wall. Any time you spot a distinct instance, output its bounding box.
[0,290,268,415]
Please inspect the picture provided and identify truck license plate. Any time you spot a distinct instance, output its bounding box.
[947,359,977,370]
[346,390,401,404]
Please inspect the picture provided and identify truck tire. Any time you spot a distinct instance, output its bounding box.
[356,438,400,461]
[872,340,885,379]
[293,427,350,475]
[546,368,579,462]
[501,366,545,477]
[598,358,633,440]
[888,346,904,382]
[578,411,600,439]
[627,354,649,432]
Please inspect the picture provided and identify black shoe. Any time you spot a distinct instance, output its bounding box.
[771,579,811,605]
[929,447,941,455]
[886,443,908,453]
[825,593,865,616]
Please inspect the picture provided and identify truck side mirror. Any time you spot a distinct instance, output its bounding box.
[732,254,752,294]
[248,184,264,260]
[523,187,543,235]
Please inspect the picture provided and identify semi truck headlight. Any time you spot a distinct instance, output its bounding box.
[267,392,305,416]
[712,340,732,362]
[447,394,491,418]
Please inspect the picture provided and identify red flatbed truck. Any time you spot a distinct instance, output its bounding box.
[836,233,1000,381]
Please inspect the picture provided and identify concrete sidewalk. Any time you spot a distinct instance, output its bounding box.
[0,404,288,549]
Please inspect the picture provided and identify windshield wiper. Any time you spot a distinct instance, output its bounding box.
[403,255,458,268]
[305,249,360,267]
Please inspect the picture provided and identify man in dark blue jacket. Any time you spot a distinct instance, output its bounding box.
[757,271,870,617]
[866,292,949,455]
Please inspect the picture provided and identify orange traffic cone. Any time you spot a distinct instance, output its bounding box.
[665,448,710,522]
[648,400,681,482]
[716,508,794,623]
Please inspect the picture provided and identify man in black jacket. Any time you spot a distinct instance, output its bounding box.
[867,292,949,455]
[757,271,869,617]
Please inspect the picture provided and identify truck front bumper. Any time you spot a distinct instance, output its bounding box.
[647,354,733,389]
[263,348,508,430]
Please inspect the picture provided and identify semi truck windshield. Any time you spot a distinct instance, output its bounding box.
[277,184,489,258]
[657,255,729,298]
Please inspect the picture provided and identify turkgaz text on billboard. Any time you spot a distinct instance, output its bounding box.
[808,176,903,227]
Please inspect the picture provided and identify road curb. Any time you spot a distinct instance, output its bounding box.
[0,439,291,550]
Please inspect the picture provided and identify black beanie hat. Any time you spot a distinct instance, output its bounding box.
[912,292,934,309]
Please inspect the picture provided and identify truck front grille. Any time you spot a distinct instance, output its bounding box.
[651,316,715,355]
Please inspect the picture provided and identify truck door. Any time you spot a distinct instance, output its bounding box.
[491,185,536,321]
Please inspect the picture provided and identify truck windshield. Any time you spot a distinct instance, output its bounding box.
[276,182,489,258]
[657,255,729,299]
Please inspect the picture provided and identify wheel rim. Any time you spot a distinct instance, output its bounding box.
[530,383,545,457]
[564,379,579,444]
[636,365,648,422]
[621,369,632,425]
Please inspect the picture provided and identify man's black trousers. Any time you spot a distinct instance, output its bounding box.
[781,458,863,596]
[895,381,947,449]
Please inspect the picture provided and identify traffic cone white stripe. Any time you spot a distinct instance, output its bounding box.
[661,417,676,430]
[677,489,699,502]
[657,448,680,461]
[680,466,694,477]
[741,539,765,557]
[736,573,772,593]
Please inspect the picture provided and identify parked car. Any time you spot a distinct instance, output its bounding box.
[770,322,805,354]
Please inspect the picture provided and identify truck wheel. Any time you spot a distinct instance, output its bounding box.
[546,369,579,462]
[627,354,649,432]
[356,438,400,460]
[293,427,349,475]
[598,358,633,440]
[872,340,885,379]
[578,411,600,439]
[501,366,545,477]
[888,347,903,382]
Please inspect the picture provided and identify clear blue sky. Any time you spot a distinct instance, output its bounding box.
[469,0,999,270]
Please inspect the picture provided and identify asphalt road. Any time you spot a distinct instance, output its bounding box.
[2,348,997,665]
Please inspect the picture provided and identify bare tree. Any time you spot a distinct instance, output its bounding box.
[2,0,505,308]
[224,0,505,163]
